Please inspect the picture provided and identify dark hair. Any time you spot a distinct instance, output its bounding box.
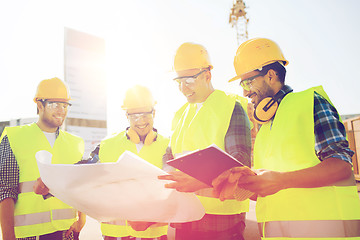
[36,100,47,114]
[259,61,286,84]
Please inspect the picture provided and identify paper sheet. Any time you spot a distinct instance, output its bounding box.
[36,150,205,223]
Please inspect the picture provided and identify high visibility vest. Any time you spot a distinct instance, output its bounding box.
[4,123,84,238]
[171,90,250,215]
[254,86,360,239]
[99,131,169,238]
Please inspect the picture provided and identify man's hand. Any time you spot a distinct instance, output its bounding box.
[33,177,49,195]
[212,166,255,201]
[65,212,86,237]
[236,169,285,197]
[127,221,156,231]
[158,171,209,192]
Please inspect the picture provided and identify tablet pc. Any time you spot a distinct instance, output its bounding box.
[166,145,245,186]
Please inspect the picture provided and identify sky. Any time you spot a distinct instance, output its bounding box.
[1,0,360,137]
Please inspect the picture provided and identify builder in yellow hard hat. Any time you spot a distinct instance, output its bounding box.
[158,42,252,240]
[0,77,86,239]
[98,85,169,240]
[213,38,360,238]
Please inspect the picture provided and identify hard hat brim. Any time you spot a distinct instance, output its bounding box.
[228,75,241,83]
[34,97,72,103]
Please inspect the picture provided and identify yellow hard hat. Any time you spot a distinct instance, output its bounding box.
[229,38,288,82]
[173,42,213,72]
[33,77,71,102]
[122,85,156,110]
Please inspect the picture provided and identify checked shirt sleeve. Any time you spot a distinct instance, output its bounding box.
[224,102,252,168]
[314,92,354,163]
[0,135,20,202]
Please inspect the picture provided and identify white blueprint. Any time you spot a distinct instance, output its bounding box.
[36,150,205,223]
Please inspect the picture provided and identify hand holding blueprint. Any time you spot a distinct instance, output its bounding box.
[36,150,205,222]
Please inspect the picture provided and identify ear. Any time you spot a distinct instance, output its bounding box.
[207,71,212,81]
[152,109,156,119]
[267,69,279,86]
[204,70,212,84]
[37,101,44,113]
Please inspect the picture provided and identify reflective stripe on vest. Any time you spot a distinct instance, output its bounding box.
[14,212,51,227]
[171,90,250,215]
[258,220,360,238]
[253,86,360,238]
[15,209,76,227]
[5,123,84,238]
[52,208,76,220]
[99,132,169,238]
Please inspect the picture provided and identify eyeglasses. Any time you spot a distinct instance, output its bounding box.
[173,69,208,87]
[240,73,264,91]
[45,101,71,110]
[126,110,154,121]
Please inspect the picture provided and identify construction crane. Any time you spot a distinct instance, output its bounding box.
[229,0,249,45]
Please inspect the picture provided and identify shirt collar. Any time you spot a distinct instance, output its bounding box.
[274,85,293,104]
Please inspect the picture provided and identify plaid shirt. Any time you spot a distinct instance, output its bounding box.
[163,101,252,232]
[0,128,75,240]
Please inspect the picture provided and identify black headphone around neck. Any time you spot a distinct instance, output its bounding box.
[253,86,293,124]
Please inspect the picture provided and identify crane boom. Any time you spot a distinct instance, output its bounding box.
[229,0,249,45]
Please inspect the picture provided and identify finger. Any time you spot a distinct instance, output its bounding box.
[219,190,225,201]
[158,175,173,180]
[219,182,229,201]
[65,228,73,237]
[164,182,178,189]
[228,172,243,183]
[230,167,249,173]
[219,187,230,201]
[212,170,231,187]
[212,178,227,199]
[212,188,220,198]
[221,181,238,200]
[212,175,227,194]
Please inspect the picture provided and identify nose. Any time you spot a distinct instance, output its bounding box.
[135,117,146,123]
[179,82,190,93]
[55,105,67,114]
[243,88,250,97]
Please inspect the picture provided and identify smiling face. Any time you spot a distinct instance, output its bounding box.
[175,68,213,103]
[241,70,275,107]
[37,99,69,132]
[126,106,154,141]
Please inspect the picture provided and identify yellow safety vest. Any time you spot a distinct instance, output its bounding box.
[4,123,84,238]
[171,90,250,215]
[254,86,360,239]
[99,131,169,238]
